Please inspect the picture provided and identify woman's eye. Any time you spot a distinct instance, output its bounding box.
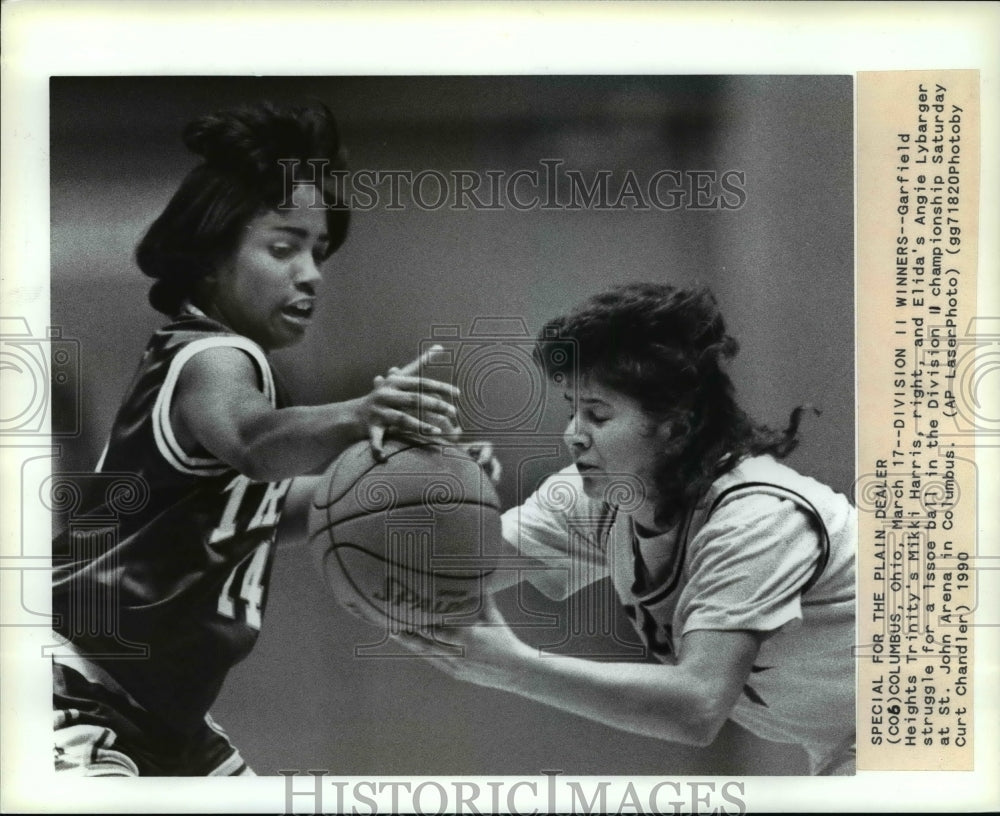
[269,243,296,259]
[569,410,608,425]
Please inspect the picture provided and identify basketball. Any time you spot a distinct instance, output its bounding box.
[308,438,503,630]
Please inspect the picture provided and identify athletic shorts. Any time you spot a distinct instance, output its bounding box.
[53,659,253,777]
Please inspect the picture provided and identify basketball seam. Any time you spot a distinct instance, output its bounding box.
[313,441,485,509]
[310,499,503,532]
[322,542,496,580]
[325,548,487,626]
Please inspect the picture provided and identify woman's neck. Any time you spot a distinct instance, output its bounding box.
[631,501,671,537]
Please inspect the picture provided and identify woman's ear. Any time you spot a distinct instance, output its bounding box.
[659,412,690,443]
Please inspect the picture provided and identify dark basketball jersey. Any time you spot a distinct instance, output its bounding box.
[52,310,292,737]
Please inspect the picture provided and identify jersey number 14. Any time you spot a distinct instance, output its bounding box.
[211,475,292,629]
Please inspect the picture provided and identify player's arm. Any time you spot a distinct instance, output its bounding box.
[401,611,760,746]
[414,496,824,742]
[171,346,459,482]
[275,474,322,549]
[481,467,609,596]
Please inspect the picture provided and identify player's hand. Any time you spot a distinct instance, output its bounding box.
[365,345,460,460]
[464,440,502,484]
[394,597,530,691]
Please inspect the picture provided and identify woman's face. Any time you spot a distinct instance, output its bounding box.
[562,376,672,527]
[204,184,330,350]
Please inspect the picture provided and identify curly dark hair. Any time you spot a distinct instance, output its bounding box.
[536,282,811,528]
[136,101,350,315]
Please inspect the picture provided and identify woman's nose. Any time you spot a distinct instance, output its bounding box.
[563,416,590,451]
[295,255,322,288]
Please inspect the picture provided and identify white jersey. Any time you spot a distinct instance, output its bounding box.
[501,455,856,772]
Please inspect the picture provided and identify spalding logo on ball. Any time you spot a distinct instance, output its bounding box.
[308,438,503,630]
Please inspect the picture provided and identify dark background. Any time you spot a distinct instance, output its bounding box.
[51,75,853,775]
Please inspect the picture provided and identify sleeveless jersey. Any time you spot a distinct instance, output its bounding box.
[52,310,292,737]
[502,455,856,772]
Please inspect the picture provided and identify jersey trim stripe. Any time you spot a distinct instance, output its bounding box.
[152,336,275,477]
[94,440,110,473]
[628,505,696,607]
[207,750,249,776]
[706,482,831,594]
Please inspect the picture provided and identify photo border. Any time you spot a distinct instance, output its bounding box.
[2,2,998,812]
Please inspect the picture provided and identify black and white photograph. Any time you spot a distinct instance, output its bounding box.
[47,73,854,779]
[2,3,998,814]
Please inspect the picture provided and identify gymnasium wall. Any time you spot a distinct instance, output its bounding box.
[50,75,853,775]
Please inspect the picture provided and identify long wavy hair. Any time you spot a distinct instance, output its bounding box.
[536,282,809,528]
[136,101,350,316]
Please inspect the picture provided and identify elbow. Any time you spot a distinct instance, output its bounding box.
[242,460,295,483]
[238,461,279,482]
[228,447,287,482]
[221,414,307,482]
[681,691,732,748]
[686,709,728,748]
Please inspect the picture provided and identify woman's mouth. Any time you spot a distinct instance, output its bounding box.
[281,301,314,324]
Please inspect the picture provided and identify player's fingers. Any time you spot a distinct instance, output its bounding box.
[371,378,458,422]
[383,373,460,400]
[395,344,445,377]
[417,408,462,436]
[369,424,387,461]
[478,446,502,482]
[468,441,493,464]
[424,395,460,421]
[379,390,459,422]
[438,417,462,443]
[382,409,444,439]
[465,442,501,482]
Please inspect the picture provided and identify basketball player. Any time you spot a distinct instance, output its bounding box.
[51,102,459,776]
[400,283,857,775]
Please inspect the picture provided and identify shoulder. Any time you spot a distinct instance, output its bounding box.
[176,343,265,389]
[678,459,855,605]
[684,457,844,582]
[709,454,814,494]
[694,490,811,546]
[155,314,276,400]
[703,455,853,521]
[681,485,824,601]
